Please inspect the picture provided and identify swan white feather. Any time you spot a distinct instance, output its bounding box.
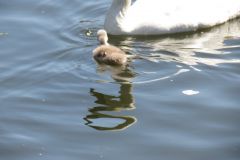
[104,0,240,35]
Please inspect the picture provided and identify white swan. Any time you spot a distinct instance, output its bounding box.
[104,0,240,35]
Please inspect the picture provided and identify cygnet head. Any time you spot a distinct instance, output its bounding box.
[97,29,109,45]
[93,45,127,66]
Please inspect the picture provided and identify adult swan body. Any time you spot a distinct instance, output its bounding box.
[104,0,240,35]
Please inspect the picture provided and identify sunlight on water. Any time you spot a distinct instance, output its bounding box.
[182,90,200,96]
[0,32,8,36]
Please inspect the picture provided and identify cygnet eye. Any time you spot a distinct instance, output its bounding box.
[97,51,106,57]
[101,52,106,57]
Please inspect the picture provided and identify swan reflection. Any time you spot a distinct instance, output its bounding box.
[115,18,240,67]
[84,65,137,131]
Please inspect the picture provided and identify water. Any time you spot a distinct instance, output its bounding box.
[1,0,240,160]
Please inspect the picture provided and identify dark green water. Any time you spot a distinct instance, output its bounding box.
[1,0,240,160]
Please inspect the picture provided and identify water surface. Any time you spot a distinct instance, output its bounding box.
[1,0,240,160]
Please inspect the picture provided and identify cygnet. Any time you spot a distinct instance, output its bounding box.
[93,29,128,66]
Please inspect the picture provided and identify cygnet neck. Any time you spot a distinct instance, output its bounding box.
[99,37,109,46]
[97,29,110,45]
